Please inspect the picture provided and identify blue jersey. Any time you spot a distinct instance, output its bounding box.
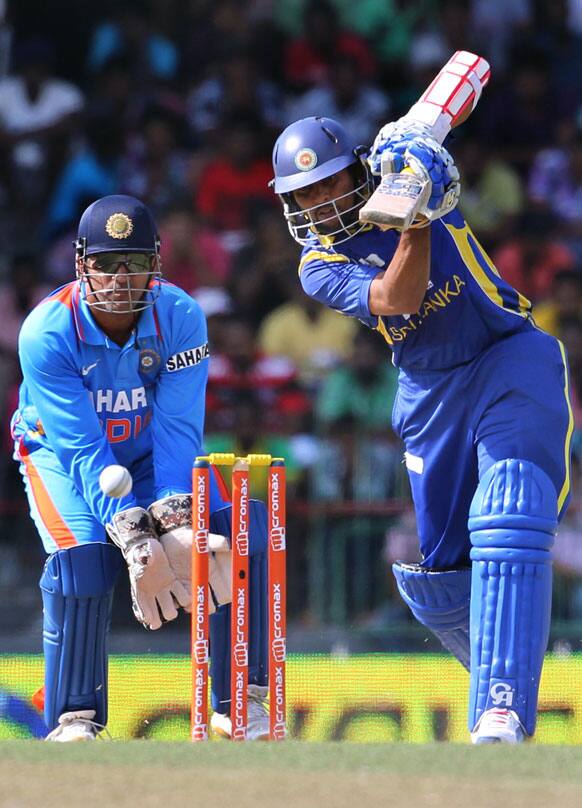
[12,280,220,529]
[297,208,572,565]
[298,208,533,371]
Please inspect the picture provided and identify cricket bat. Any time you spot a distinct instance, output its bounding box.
[359,51,491,231]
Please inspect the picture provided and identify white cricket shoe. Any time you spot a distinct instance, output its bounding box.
[211,685,271,741]
[471,708,526,745]
[45,710,106,742]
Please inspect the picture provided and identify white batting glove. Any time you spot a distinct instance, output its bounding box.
[108,507,190,630]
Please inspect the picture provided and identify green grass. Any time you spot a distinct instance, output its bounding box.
[1,741,581,808]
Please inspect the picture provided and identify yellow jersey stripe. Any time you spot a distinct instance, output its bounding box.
[376,317,394,345]
[557,339,574,513]
[444,222,529,318]
[471,230,531,314]
[298,250,350,275]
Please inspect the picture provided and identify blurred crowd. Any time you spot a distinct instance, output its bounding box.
[0,0,581,628]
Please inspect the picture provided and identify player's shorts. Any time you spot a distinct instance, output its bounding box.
[17,449,154,554]
[392,328,572,568]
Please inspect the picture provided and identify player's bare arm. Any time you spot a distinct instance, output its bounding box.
[368,226,431,317]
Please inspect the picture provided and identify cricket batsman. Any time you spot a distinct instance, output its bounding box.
[12,195,271,741]
[270,115,573,743]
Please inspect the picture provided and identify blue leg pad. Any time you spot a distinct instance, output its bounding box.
[469,459,557,736]
[39,542,123,731]
[209,500,268,712]
[393,562,471,669]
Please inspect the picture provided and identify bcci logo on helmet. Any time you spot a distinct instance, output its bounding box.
[295,148,318,171]
[105,212,134,239]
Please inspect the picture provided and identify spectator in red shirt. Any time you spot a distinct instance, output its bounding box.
[195,112,275,245]
[283,0,377,92]
[493,211,576,302]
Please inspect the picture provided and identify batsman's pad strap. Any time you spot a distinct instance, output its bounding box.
[40,542,123,730]
[209,500,268,556]
[393,562,471,670]
[468,459,557,736]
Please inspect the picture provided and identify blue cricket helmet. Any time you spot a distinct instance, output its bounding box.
[75,194,162,315]
[271,116,361,194]
[76,194,159,256]
[270,117,373,245]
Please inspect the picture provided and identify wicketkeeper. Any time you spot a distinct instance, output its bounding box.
[12,195,271,741]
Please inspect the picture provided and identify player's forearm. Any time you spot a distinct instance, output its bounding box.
[368,226,431,316]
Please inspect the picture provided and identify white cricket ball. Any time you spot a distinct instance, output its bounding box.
[99,465,133,498]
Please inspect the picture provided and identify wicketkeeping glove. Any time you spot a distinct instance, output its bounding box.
[107,507,190,630]
[148,495,232,614]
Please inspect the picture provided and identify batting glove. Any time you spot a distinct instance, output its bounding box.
[367,119,434,176]
[404,136,461,221]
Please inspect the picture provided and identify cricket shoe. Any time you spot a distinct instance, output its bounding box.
[45,710,108,742]
[211,685,271,741]
[471,708,526,745]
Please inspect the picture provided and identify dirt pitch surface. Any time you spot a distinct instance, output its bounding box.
[1,740,581,808]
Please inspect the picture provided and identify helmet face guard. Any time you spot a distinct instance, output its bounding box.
[279,159,374,246]
[270,117,374,245]
[75,241,162,314]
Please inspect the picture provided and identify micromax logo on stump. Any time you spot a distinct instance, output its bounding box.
[233,670,246,740]
[273,666,286,738]
[193,586,208,663]
[191,725,207,741]
[192,666,207,738]
[236,477,249,555]
[233,587,248,667]
[270,473,286,550]
[194,475,208,552]
[271,583,286,662]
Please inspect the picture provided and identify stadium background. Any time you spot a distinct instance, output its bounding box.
[0,0,581,741]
